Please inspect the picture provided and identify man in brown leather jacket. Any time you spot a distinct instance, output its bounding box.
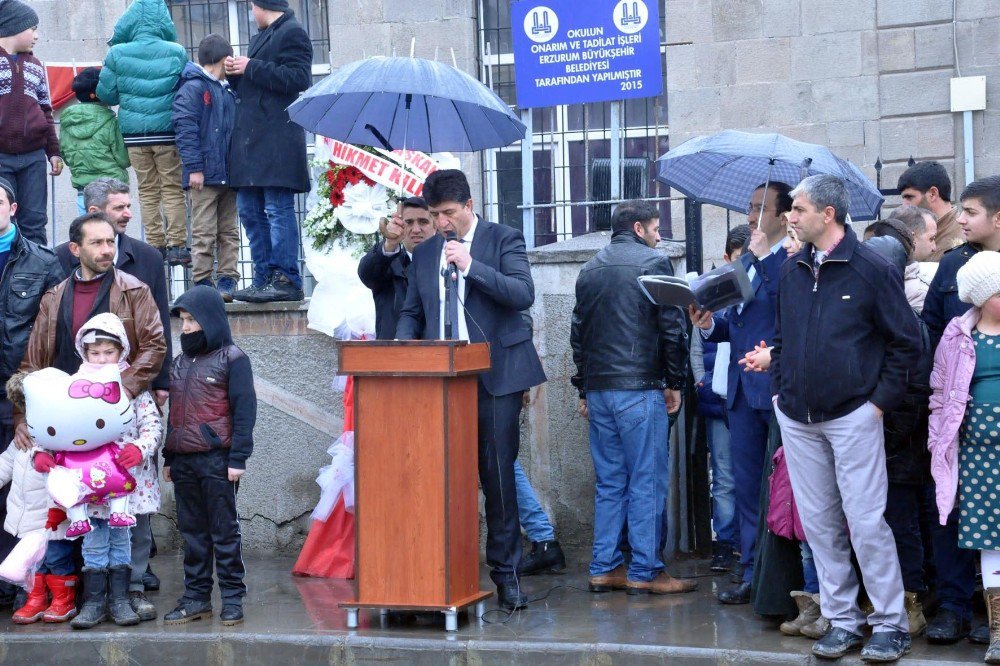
[12,213,166,449]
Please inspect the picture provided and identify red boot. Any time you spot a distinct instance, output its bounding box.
[42,574,78,622]
[11,574,48,624]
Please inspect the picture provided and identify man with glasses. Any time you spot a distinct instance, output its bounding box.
[688,181,793,604]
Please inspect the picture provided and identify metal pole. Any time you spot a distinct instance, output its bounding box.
[521,108,535,249]
[963,110,975,185]
[684,198,703,274]
[610,101,622,204]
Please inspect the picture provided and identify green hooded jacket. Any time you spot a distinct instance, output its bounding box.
[58,103,131,191]
[96,0,188,137]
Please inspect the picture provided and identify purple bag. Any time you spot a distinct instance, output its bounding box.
[766,446,806,542]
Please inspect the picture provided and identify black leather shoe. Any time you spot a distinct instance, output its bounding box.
[926,607,971,644]
[970,623,991,645]
[718,581,751,605]
[861,630,911,662]
[518,540,567,576]
[142,565,160,592]
[497,582,528,611]
[710,545,735,573]
[812,627,864,659]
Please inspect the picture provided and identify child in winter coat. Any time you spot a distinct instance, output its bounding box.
[59,67,131,215]
[97,0,189,263]
[171,34,240,301]
[163,285,255,626]
[30,313,162,630]
[0,0,63,245]
[928,250,1000,662]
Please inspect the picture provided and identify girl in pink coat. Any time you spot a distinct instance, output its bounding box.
[928,250,1000,663]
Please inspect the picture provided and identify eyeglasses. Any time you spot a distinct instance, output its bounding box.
[746,204,775,215]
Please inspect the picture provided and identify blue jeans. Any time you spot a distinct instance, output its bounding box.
[236,186,302,288]
[82,519,131,569]
[801,541,819,594]
[514,460,556,543]
[76,191,86,216]
[0,149,48,245]
[587,389,669,582]
[707,416,737,547]
[39,538,75,576]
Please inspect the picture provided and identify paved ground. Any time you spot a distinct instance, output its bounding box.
[0,554,987,664]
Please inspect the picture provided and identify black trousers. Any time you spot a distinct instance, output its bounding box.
[885,481,925,594]
[172,450,246,604]
[477,384,523,587]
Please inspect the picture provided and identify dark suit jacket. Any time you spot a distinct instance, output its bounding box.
[395,219,546,396]
[707,246,786,411]
[56,233,172,391]
[357,242,411,341]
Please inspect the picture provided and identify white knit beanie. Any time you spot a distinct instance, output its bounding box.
[957,251,1000,307]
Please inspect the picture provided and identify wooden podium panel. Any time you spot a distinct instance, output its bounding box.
[338,341,492,627]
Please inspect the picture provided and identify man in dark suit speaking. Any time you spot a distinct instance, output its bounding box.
[395,170,546,611]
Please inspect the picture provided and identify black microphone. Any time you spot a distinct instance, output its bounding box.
[443,231,459,340]
[445,230,459,280]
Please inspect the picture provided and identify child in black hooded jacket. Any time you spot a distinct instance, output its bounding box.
[162,285,255,626]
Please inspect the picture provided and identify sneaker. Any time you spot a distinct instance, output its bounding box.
[231,274,272,303]
[220,604,244,626]
[242,273,304,303]
[163,599,212,625]
[194,278,216,289]
[216,277,238,303]
[166,246,192,267]
[860,630,911,663]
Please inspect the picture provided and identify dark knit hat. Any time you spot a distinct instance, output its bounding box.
[0,0,39,39]
[0,176,14,205]
[71,66,101,103]
[251,0,289,10]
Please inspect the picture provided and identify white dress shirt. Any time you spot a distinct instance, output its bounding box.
[438,218,477,341]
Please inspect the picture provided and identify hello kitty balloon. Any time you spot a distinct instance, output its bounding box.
[23,365,136,538]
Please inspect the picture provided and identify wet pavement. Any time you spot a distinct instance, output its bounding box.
[0,554,986,664]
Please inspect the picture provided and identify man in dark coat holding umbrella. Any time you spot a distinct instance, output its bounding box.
[224,0,312,303]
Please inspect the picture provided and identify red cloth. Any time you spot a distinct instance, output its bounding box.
[45,64,102,110]
[292,376,356,579]
[71,276,103,339]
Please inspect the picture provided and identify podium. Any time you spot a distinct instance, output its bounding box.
[336,340,493,631]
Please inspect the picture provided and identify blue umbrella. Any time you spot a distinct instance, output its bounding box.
[655,130,883,221]
[288,57,526,153]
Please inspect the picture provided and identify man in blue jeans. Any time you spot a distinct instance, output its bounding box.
[225,0,312,303]
[571,200,695,596]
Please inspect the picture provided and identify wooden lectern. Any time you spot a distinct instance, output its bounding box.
[337,340,493,631]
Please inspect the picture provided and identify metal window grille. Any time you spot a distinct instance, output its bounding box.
[476,0,672,247]
[165,0,331,298]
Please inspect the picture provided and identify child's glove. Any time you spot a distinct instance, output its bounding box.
[116,444,142,469]
[33,452,56,473]
[45,508,67,531]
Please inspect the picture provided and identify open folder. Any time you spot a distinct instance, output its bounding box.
[637,260,754,312]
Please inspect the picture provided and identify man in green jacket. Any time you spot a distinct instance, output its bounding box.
[97,0,189,266]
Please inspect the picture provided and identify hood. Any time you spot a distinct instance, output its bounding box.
[863,236,907,276]
[109,0,178,45]
[171,285,233,351]
[59,103,116,139]
[176,61,223,90]
[74,312,132,371]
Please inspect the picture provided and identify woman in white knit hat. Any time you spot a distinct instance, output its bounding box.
[927,250,1000,663]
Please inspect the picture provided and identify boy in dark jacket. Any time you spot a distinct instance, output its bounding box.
[172,35,239,302]
[0,0,63,245]
[162,285,256,626]
[59,68,131,215]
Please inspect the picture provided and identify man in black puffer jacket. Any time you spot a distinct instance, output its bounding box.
[571,199,693,597]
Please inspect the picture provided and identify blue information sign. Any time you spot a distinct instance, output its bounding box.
[511,0,663,108]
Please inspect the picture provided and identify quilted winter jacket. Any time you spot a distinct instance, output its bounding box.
[928,307,980,525]
[58,103,131,190]
[96,0,188,137]
[0,445,49,537]
[171,62,236,188]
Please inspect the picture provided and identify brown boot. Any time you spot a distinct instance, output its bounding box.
[780,591,821,636]
[626,571,698,595]
[588,564,627,593]
[904,591,926,637]
[985,587,1000,664]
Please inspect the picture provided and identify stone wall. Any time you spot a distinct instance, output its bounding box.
[665,0,1000,268]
